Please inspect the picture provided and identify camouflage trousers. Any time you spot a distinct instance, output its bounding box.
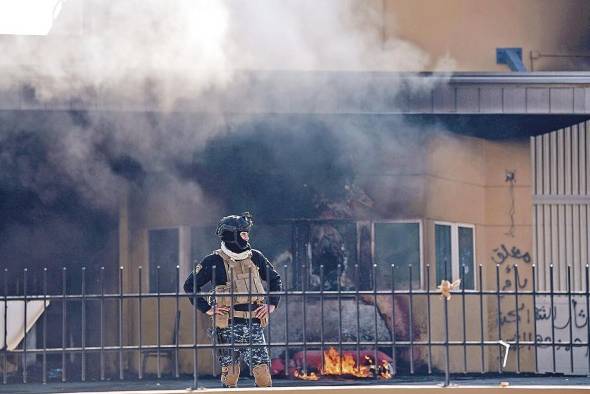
[215,321,270,368]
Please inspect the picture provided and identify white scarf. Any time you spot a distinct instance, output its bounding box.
[221,242,252,261]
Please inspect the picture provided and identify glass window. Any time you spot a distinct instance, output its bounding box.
[375,222,421,290]
[435,223,476,290]
[458,226,475,289]
[435,224,452,284]
[148,228,179,293]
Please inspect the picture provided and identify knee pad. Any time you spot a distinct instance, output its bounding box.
[221,364,240,387]
[252,364,272,387]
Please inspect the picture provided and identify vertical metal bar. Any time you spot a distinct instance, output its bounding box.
[426,264,432,374]
[195,261,201,388]
[42,267,47,384]
[514,265,521,374]
[496,264,503,373]
[461,264,467,374]
[100,267,105,381]
[193,263,201,388]
[224,265,236,372]
[22,268,27,383]
[373,263,379,379]
[291,224,298,290]
[81,266,86,382]
[391,264,397,376]
[283,264,289,378]
[228,263,235,377]
[337,263,343,374]
[301,264,307,374]
[175,265,180,379]
[156,265,161,380]
[549,264,556,373]
[320,265,325,375]
[211,265,217,381]
[567,265,574,373]
[248,268,254,375]
[532,264,539,374]
[443,262,450,387]
[138,266,143,380]
[265,259,272,376]
[478,265,485,373]
[62,267,67,382]
[586,265,590,376]
[118,266,124,381]
[3,269,7,385]
[408,264,414,375]
[355,263,360,373]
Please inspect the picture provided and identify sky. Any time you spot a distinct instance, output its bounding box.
[0,0,62,35]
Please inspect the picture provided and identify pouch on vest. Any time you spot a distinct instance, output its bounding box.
[210,284,231,329]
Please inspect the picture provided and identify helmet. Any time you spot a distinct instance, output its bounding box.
[216,212,254,237]
[216,212,254,252]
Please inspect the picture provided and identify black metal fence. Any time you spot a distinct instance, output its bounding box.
[1,262,590,387]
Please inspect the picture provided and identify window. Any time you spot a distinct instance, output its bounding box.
[435,223,475,290]
[374,221,422,290]
[148,228,179,293]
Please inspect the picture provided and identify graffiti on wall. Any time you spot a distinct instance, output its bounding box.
[490,244,590,374]
[536,296,590,374]
[491,244,536,347]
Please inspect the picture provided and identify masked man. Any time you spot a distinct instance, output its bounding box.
[184,212,282,388]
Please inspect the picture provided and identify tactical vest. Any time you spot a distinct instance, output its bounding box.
[211,249,268,328]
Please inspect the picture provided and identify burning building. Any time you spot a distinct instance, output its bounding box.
[0,0,590,383]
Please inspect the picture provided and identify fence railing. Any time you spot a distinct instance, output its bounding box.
[1,262,590,387]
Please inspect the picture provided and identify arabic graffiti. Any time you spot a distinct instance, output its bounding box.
[535,299,590,330]
[499,302,530,326]
[535,297,590,360]
[492,244,536,357]
[492,244,532,293]
[491,244,531,265]
[498,299,590,360]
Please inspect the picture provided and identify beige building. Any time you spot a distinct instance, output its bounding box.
[0,0,589,382]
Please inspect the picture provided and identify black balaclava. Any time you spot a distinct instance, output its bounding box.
[216,212,253,253]
[222,229,250,253]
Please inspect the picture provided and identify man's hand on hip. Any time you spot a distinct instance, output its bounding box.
[254,304,275,320]
[206,305,230,316]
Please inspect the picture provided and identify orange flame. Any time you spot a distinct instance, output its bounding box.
[293,347,393,380]
[294,369,320,381]
[322,347,371,377]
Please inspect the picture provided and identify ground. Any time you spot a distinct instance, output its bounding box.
[2,375,590,394]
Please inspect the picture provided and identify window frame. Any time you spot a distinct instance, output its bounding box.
[371,219,424,290]
[434,221,477,290]
[146,226,182,293]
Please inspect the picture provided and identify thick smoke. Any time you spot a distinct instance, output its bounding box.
[1,0,443,99]
[0,0,452,281]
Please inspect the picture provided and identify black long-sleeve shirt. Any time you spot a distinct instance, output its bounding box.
[184,249,282,314]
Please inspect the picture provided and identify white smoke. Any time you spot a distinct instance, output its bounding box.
[0,0,446,103]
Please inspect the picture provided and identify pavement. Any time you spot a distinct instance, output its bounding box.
[2,374,590,394]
